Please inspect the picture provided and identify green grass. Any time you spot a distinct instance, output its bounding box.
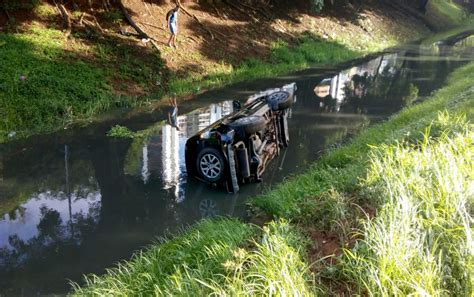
[0,26,108,139]
[199,220,316,296]
[72,218,316,296]
[167,36,360,97]
[341,122,473,295]
[0,24,163,143]
[251,61,474,294]
[72,218,255,296]
[422,17,474,45]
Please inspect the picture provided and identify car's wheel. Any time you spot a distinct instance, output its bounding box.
[196,147,226,183]
[229,115,267,134]
[267,91,292,111]
[199,199,218,218]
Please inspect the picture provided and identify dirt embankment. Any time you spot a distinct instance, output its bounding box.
[110,0,431,75]
[0,0,453,97]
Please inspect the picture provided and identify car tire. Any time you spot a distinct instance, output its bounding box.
[267,91,292,111]
[229,115,267,134]
[196,147,226,183]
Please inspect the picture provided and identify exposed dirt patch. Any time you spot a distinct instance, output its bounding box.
[1,1,431,96]
[248,210,274,227]
[309,230,342,261]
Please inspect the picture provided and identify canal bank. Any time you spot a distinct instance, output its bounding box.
[1,1,471,143]
[73,36,474,296]
[1,28,472,294]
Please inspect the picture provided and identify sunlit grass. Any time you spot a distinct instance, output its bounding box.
[72,218,255,296]
[422,18,474,45]
[168,36,360,97]
[199,220,316,296]
[73,218,317,296]
[342,123,473,295]
[252,61,474,295]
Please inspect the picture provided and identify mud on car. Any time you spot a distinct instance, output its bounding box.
[185,83,297,192]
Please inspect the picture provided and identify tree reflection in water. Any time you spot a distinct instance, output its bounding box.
[0,198,100,271]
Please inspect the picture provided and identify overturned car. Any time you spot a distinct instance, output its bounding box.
[185,83,297,192]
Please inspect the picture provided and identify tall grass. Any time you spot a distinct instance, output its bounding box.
[72,218,317,296]
[342,123,473,295]
[200,220,316,296]
[252,61,474,221]
[72,218,254,296]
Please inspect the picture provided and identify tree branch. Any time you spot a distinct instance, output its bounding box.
[117,0,161,52]
[53,1,72,38]
[176,0,215,40]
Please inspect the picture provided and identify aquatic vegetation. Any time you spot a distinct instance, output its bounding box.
[402,83,419,107]
[106,125,135,138]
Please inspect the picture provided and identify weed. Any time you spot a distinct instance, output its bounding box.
[106,125,135,138]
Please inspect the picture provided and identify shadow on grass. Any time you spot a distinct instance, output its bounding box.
[0,25,167,142]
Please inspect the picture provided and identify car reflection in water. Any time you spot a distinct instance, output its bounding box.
[0,101,240,294]
[2,32,473,294]
[125,100,235,202]
[314,53,402,113]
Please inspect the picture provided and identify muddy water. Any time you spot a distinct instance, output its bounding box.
[0,31,473,295]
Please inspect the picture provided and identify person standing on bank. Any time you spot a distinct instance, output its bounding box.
[166,5,180,49]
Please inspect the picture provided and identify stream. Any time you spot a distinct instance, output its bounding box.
[0,31,473,295]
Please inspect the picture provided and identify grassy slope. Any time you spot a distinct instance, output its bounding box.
[73,219,315,296]
[340,118,473,295]
[74,55,474,296]
[252,61,474,294]
[0,23,164,142]
[167,36,360,96]
[429,0,467,25]
[0,28,362,143]
[1,0,449,143]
